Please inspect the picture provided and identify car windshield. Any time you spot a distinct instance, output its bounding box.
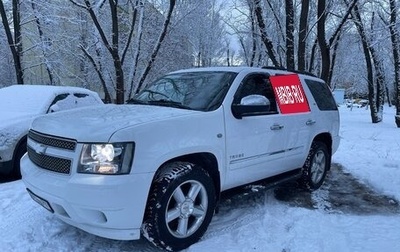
[129,71,237,111]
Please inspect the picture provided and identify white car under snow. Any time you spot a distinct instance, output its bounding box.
[0,85,103,177]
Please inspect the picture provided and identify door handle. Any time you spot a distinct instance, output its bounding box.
[270,124,284,130]
[306,119,316,126]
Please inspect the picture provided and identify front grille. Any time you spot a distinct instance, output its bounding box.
[28,130,76,150]
[27,146,71,174]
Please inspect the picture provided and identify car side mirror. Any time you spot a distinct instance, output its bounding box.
[232,95,271,119]
[240,95,270,106]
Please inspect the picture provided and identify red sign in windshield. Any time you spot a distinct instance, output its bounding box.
[270,74,310,114]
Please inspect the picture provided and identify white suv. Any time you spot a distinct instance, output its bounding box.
[21,67,340,251]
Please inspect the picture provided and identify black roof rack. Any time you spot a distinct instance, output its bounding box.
[261,66,317,78]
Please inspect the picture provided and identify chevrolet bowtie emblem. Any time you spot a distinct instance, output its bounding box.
[35,144,48,155]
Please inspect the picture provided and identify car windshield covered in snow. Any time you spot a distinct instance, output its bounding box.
[129,71,237,111]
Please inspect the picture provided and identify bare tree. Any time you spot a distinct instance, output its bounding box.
[369,11,386,120]
[247,0,258,66]
[317,0,330,82]
[316,0,358,85]
[0,0,23,84]
[127,0,144,99]
[350,1,381,123]
[387,0,400,127]
[68,0,140,103]
[253,0,280,67]
[186,0,227,68]
[224,0,259,66]
[135,0,176,93]
[68,1,114,102]
[30,1,54,85]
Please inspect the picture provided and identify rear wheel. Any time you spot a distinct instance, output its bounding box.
[300,141,330,190]
[142,162,216,251]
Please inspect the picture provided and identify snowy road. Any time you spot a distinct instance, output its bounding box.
[1,163,399,252]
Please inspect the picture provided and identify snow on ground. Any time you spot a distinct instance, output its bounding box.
[334,106,400,199]
[1,105,400,252]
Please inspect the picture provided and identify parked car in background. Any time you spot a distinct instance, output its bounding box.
[346,100,362,108]
[0,85,103,178]
[345,99,369,108]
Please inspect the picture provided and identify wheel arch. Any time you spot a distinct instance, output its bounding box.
[12,135,28,166]
[312,132,332,168]
[163,152,221,199]
[142,152,221,228]
[9,134,28,177]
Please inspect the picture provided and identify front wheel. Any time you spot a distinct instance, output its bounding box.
[142,162,216,251]
[300,141,330,190]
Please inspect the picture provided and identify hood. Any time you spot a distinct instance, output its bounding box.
[31,104,199,142]
[0,111,37,129]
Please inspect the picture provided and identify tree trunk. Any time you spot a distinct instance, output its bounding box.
[351,2,380,123]
[317,0,330,85]
[328,31,342,87]
[298,0,310,71]
[226,47,230,66]
[327,0,358,86]
[249,0,257,67]
[108,0,124,104]
[128,0,144,100]
[253,0,280,67]
[80,45,112,103]
[70,0,134,103]
[388,0,400,127]
[308,38,318,73]
[0,0,24,84]
[285,0,295,70]
[369,12,385,121]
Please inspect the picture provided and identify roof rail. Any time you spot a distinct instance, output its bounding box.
[261,66,317,78]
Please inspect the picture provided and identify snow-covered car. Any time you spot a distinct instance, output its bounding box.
[347,102,362,108]
[21,67,340,251]
[345,99,368,108]
[0,85,103,177]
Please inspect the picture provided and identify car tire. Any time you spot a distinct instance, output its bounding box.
[142,161,216,251]
[12,140,27,179]
[300,141,330,190]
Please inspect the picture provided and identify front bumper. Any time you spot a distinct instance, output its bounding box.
[21,154,154,240]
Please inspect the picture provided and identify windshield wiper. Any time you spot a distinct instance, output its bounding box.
[147,99,191,110]
[126,98,148,105]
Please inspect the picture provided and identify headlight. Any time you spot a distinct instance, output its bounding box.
[78,143,134,174]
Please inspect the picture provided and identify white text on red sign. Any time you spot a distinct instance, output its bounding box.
[274,84,305,105]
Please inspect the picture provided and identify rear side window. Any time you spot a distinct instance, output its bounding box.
[304,79,337,111]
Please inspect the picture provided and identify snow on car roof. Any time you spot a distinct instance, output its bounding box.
[0,84,97,95]
[0,85,99,114]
